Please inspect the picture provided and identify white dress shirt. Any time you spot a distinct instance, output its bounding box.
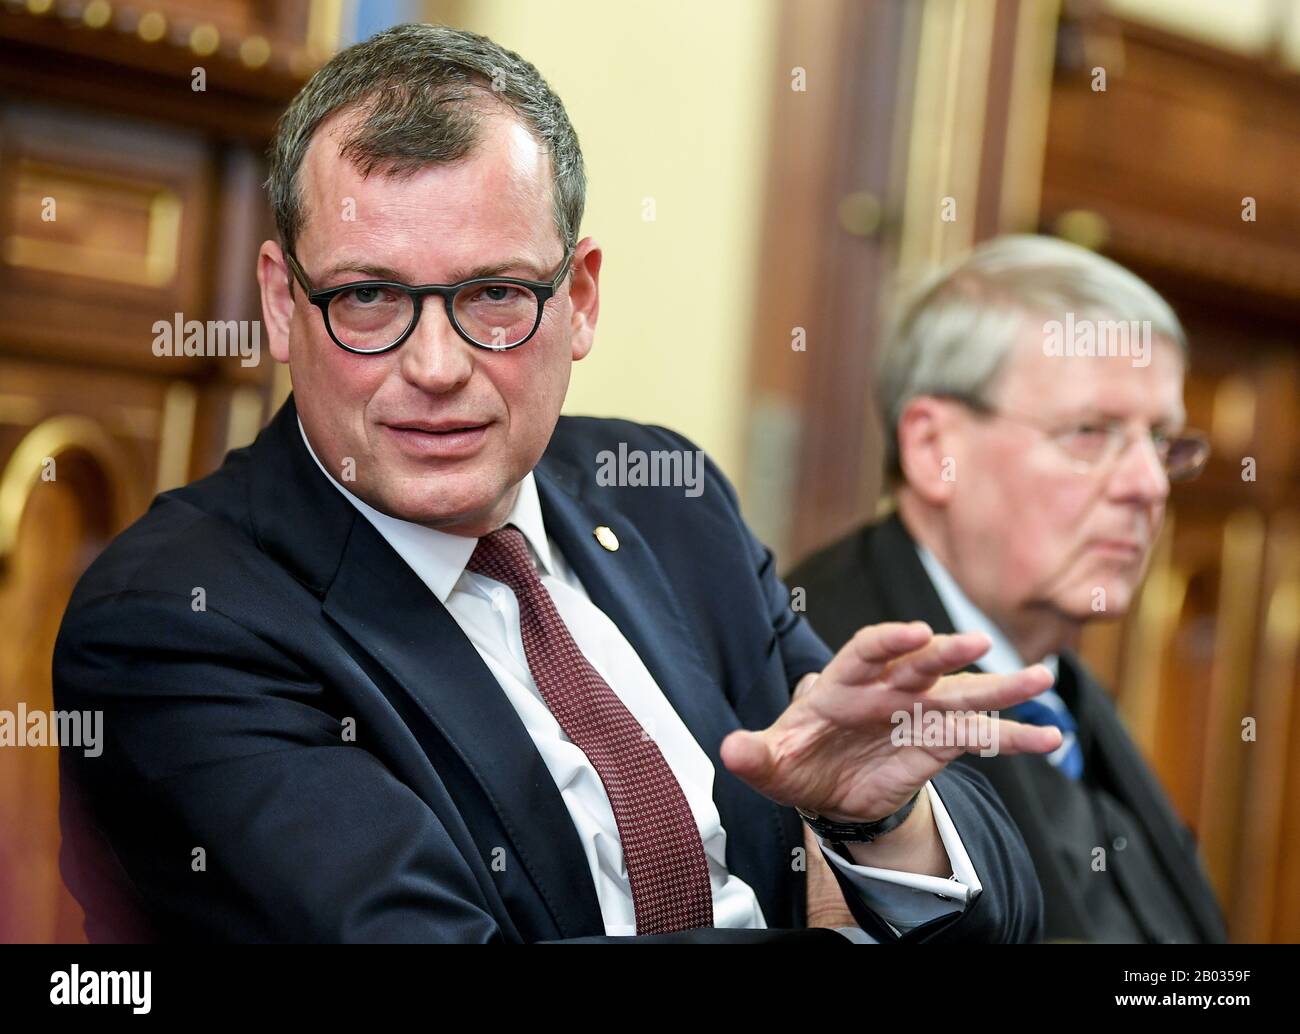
[915,543,1080,773]
[300,420,980,939]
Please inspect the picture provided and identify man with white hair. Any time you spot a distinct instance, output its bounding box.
[790,234,1227,943]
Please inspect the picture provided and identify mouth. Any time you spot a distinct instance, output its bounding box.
[1089,539,1146,559]
[381,419,492,458]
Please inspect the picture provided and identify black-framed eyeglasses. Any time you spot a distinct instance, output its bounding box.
[946,395,1211,482]
[284,245,575,354]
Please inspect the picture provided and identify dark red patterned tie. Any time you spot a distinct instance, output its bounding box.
[466,524,714,934]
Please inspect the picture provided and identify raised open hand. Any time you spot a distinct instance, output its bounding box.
[720,621,1061,823]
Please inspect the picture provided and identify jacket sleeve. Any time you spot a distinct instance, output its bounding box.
[824,764,1045,943]
[53,589,849,945]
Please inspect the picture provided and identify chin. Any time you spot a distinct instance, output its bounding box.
[385,495,487,529]
[383,481,507,531]
[1065,579,1138,621]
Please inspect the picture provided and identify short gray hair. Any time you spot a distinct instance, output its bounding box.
[266,23,586,259]
[877,233,1187,477]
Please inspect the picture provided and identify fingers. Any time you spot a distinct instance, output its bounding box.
[983,717,1063,756]
[892,711,1062,757]
[895,666,1061,758]
[821,621,934,686]
[879,631,994,693]
[924,664,1055,711]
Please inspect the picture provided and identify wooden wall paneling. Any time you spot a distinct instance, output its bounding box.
[1089,512,1181,758]
[972,0,1022,242]
[1197,507,1267,906]
[1043,17,1300,309]
[0,2,318,141]
[0,101,213,372]
[192,142,279,469]
[1047,12,1300,941]
[743,0,916,566]
[0,0,323,943]
[1115,509,1216,828]
[762,0,1061,568]
[0,358,172,943]
[1233,513,1300,942]
[1272,593,1300,943]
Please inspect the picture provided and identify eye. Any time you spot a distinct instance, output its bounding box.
[342,285,395,306]
[1055,422,1116,460]
[1072,423,1112,439]
[468,283,528,304]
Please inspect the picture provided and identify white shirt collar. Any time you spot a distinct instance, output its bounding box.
[297,416,554,603]
[914,542,1059,680]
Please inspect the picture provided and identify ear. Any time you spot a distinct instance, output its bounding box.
[566,236,602,362]
[896,396,961,506]
[257,239,295,365]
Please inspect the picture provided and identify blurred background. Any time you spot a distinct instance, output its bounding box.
[0,0,1296,942]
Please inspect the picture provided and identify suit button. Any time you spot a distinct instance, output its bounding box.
[1113,835,1128,851]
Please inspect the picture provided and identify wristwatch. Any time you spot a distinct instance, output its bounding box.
[795,788,922,844]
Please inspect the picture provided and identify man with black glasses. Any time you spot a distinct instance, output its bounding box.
[54,24,1054,944]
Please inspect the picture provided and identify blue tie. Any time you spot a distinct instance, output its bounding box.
[1006,689,1083,781]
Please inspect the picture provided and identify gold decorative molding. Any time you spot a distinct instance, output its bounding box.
[1231,514,1300,940]
[0,414,133,561]
[154,382,197,494]
[1211,375,1257,456]
[998,0,1063,232]
[136,10,166,43]
[1117,514,1186,755]
[225,387,267,454]
[1053,209,1111,251]
[272,363,293,411]
[12,0,330,78]
[896,0,996,278]
[1199,508,1267,900]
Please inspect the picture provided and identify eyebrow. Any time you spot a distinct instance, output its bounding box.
[319,257,547,285]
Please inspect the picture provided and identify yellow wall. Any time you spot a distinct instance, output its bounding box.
[439,0,780,487]
[1105,0,1300,64]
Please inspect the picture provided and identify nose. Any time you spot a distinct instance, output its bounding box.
[1108,428,1170,504]
[397,298,474,394]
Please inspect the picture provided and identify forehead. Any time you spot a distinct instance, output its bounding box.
[296,105,555,266]
[991,316,1186,419]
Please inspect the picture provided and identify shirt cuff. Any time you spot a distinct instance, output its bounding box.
[813,780,984,936]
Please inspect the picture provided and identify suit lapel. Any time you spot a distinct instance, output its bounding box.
[250,396,604,938]
[320,517,607,937]
[535,456,795,915]
[867,512,961,635]
[534,459,739,759]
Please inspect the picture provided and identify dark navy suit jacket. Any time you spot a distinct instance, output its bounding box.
[53,397,1042,943]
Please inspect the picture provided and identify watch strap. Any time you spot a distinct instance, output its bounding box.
[796,787,923,844]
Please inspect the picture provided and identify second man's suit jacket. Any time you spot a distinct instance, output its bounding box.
[53,398,1042,943]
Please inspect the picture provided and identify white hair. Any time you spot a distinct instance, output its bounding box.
[876,233,1187,476]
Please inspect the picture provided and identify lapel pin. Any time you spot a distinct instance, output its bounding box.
[594,525,619,552]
